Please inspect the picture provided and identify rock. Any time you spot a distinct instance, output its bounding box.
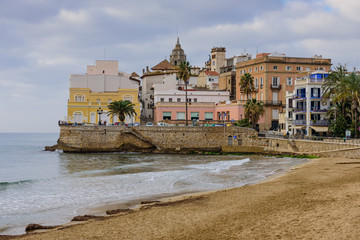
[106,209,132,215]
[140,200,161,205]
[25,224,57,232]
[44,145,58,151]
[71,215,104,221]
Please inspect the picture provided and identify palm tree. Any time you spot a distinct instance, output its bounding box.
[107,100,137,125]
[244,99,264,129]
[322,65,348,116]
[323,65,360,137]
[240,73,255,100]
[178,61,191,126]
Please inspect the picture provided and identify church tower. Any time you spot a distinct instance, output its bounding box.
[170,38,186,66]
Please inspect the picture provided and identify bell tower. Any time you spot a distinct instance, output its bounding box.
[170,38,186,66]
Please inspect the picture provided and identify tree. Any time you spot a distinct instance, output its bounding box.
[323,65,360,137]
[244,99,264,129]
[239,73,255,99]
[178,61,191,126]
[107,100,137,125]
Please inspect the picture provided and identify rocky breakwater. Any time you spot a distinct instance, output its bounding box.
[50,125,256,153]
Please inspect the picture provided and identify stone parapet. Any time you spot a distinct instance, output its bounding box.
[57,126,257,153]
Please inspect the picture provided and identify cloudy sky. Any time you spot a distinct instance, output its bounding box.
[1,0,359,133]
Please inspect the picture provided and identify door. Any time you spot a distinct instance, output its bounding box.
[227,136,233,146]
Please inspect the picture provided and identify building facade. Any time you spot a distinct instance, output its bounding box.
[153,90,229,123]
[219,54,252,100]
[236,53,331,130]
[286,71,330,136]
[210,47,226,73]
[67,60,140,125]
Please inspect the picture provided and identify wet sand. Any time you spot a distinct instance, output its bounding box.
[3,157,360,239]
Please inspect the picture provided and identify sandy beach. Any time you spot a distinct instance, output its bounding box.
[2,157,360,240]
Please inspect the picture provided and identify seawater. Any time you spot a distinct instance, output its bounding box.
[0,133,308,235]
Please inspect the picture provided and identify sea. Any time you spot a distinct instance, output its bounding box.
[0,133,308,235]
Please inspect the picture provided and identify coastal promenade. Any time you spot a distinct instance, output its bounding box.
[8,156,360,239]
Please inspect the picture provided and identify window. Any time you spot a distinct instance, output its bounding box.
[191,112,199,120]
[249,68,252,73]
[255,78,258,88]
[176,112,185,120]
[272,77,279,87]
[160,98,164,102]
[162,112,171,120]
[187,98,192,103]
[90,113,96,123]
[273,92,278,104]
[194,98,197,102]
[260,92,263,100]
[97,98,100,103]
[287,77,293,86]
[177,98,181,102]
[212,61,215,66]
[260,66,263,71]
[212,54,216,59]
[260,77,263,89]
[205,112,213,120]
[74,112,83,123]
[169,98,173,102]
[255,67,258,72]
[123,96,132,101]
[286,66,291,71]
[272,109,279,119]
[296,66,303,71]
[75,95,84,102]
[306,67,310,71]
[273,66,278,70]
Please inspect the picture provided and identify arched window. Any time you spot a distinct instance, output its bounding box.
[123,95,133,102]
[75,94,85,102]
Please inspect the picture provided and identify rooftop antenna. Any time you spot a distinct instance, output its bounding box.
[256,46,258,55]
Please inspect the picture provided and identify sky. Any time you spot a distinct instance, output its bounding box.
[1,0,360,133]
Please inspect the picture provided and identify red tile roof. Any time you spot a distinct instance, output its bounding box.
[204,70,219,76]
[151,59,176,71]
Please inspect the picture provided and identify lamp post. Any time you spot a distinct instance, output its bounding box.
[97,107,103,125]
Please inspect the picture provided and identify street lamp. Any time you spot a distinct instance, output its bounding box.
[97,107,103,125]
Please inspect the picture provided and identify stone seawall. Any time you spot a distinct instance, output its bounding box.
[57,126,257,153]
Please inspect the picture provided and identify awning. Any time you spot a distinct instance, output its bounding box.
[310,126,329,132]
[291,125,305,129]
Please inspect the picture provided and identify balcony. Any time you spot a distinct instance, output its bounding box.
[311,108,328,112]
[270,84,282,90]
[293,108,306,112]
[293,120,306,125]
[292,94,306,99]
[263,100,283,106]
[311,119,329,125]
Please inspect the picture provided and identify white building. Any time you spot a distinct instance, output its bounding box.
[286,71,330,136]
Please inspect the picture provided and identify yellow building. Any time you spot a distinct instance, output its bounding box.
[67,60,140,125]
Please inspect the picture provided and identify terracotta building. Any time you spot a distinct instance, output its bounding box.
[236,52,331,130]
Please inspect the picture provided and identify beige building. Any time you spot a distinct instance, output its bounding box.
[67,60,140,125]
[197,71,219,90]
[210,47,226,73]
[219,54,252,100]
[236,52,331,130]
